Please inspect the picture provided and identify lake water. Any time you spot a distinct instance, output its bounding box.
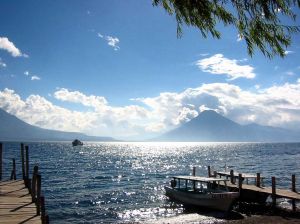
[1,142,300,223]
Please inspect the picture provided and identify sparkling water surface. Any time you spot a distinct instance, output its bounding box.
[1,142,300,223]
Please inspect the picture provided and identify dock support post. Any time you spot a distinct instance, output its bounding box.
[238,173,243,199]
[292,174,296,212]
[41,196,46,223]
[45,214,49,224]
[10,158,16,180]
[25,146,30,188]
[0,143,2,181]
[256,173,261,187]
[207,166,211,177]
[272,176,276,208]
[36,174,41,215]
[192,167,196,176]
[31,166,38,203]
[213,171,217,178]
[230,169,235,184]
[238,173,243,191]
[21,143,25,180]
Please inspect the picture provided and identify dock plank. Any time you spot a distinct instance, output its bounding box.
[225,182,300,200]
[0,180,41,224]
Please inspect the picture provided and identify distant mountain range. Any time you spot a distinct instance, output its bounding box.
[1,108,299,142]
[156,110,300,142]
[0,109,116,142]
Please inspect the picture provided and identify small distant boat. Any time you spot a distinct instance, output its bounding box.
[165,175,239,212]
[72,139,83,146]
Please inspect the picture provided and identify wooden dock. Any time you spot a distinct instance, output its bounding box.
[225,180,300,200]
[205,166,300,211]
[0,180,41,223]
[0,143,49,223]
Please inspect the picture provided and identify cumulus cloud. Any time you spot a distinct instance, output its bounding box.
[24,71,41,81]
[2,80,300,139]
[98,33,120,50]
[196,54,256,80]
[54,88,108,111]
[0,37,28,57]
[31,75,41,81]
[135,81,300,131]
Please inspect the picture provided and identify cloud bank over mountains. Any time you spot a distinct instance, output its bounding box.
[1,79,300,139]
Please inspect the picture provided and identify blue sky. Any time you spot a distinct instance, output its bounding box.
[0,0,300,140]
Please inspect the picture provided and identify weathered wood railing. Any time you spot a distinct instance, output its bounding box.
[206,165,299,212]
[0,142,50,223]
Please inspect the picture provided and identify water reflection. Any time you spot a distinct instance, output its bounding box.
[1,142,300,223]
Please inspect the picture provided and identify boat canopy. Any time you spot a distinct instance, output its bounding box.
[172,175,230,183]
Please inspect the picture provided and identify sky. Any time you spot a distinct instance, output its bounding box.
[0,0,300,140]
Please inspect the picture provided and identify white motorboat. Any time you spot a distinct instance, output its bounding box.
[165,175,239,212]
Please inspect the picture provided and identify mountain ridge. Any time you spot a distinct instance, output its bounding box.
[0,109,116,142]
[156,110,300,142]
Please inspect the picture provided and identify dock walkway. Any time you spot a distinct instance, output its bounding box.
[0,180,41,224]
[0,143,48,223]
[225,181,300,200]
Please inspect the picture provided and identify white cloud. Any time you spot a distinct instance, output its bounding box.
[2,80,300,139]
[98,33,120,51]
[24,71,41,80]
[136,81,300,131]
[199,53,209,57]
[196,54,255,80]
[254,84,260,90]
[0,37,28,57]
[284,50,294,55]
[0,58,6,67]
[54,88,108,111]
[31,75,41,81]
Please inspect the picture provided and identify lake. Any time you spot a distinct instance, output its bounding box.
[1,142,300,223]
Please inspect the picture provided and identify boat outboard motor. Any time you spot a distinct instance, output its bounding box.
[170,179,177,188]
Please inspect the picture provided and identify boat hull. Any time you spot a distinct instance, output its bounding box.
[165,186,239,212]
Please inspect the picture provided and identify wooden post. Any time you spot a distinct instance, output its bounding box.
[41,196,46,223]
[256,173,261,187]
[230,169,234,184]
[213,171,217,178]
[25,146,29,187]
[21,143,25,180]
[208,166,211,177]
[238,173,243,199]
[292,174,296,212]
[36,174,41,215]
[0,143,2,181]
[31,166,38,202]
[10,158,16,180]
[192,167,196,190]
[45,214,49,224]
[272,176,276,208]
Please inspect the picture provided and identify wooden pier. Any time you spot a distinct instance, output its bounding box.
[206,166,300,211]
[0,143,49,223]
